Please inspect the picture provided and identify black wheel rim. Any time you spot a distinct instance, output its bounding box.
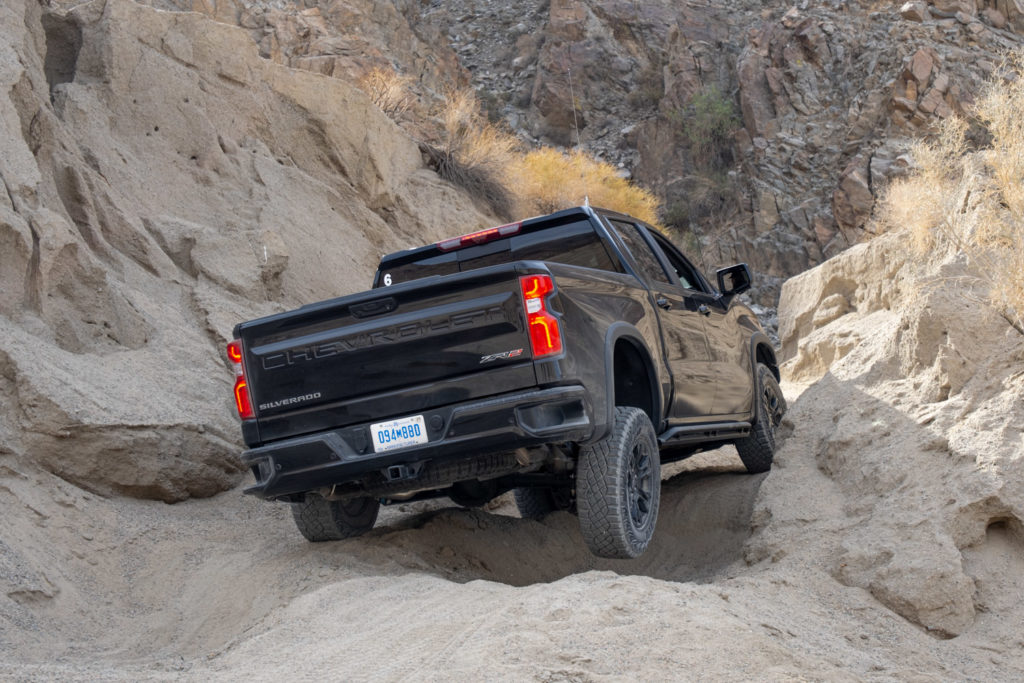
[626,440,654,528]
[762,380,784,430]
[342,498,370,516]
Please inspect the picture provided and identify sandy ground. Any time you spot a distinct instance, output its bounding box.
[2,424,1022,681]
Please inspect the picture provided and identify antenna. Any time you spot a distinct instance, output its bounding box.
[567,66,589,207]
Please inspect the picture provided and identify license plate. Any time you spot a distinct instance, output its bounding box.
[370,414,429,453]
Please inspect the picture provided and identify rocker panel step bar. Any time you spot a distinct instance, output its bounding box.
[658,421,751,446]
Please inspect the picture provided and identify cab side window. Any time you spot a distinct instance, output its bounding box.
[608,219,673,286]
[648,230,708,293]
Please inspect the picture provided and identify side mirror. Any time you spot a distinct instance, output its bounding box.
[716,263,752,297]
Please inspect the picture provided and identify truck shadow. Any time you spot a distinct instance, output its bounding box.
[357,463,767,587]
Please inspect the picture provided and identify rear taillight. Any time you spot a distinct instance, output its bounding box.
[227,340,254,419]
[437,222,522,251]
[520,274,563,358]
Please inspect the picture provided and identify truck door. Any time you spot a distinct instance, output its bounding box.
[605,218,715,418]
[646,230,753,418]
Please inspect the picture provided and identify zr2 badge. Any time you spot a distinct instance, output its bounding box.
[479,348,524,364]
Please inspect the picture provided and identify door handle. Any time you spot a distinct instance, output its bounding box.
[698,304,711,316]
[656,297,672,310]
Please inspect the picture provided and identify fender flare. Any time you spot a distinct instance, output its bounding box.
[748,332,779,378]
[747,332,779,414]
[593,322,664,442]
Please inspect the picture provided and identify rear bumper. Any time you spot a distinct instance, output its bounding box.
[240,385,592,500]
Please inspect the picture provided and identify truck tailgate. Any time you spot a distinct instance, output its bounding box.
[236,265,536,442]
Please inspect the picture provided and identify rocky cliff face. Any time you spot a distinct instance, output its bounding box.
[128,0,1024,303]
[0,0,489,502]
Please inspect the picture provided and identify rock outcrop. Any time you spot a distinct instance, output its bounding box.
[0,0,490,501]
[759,232,1024,638]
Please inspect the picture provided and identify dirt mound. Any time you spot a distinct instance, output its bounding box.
[364,466,763,587]
[3,458,1019,680]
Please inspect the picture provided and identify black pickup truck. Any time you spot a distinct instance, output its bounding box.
[228,206,785,558]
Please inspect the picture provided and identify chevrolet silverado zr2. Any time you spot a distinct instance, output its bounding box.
[227,205,786,558]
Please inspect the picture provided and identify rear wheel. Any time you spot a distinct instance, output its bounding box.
[513,487,555,519]
[735,363,787,474]
[513,487,572,519]
[577,406,661,559]
[448,480,497,508]
[291,494,379,542]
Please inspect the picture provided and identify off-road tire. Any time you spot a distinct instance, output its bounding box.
[511,487,554,519]
[735,362,787,474]
[291,494,379,542]
[448,480,497,508]
[577,406,661,559]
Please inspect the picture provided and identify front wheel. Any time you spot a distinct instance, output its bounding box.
[734,362,787,474]
[577,406,661,559]
[291,494,380,542]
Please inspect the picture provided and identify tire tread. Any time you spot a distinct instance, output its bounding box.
[577,406,660,559]
[735,363,786,474]
[291,495,379,542]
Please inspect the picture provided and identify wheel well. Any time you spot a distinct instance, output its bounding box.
[756,343,779,381]
[613,339,656,424]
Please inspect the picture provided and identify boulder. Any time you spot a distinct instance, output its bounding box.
[900,2,930,22]
[930,0,976,16]
[903,48,936,84]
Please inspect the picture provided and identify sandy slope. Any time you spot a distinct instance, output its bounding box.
[2,437,1022,681]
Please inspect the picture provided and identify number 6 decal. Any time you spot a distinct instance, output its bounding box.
[383,273,392,286]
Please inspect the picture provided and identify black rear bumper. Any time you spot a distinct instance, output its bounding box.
[240,386,592,500]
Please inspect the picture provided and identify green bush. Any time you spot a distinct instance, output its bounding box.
[673,85,738,168]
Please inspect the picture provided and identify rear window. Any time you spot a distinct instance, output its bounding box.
[378,217,621,286]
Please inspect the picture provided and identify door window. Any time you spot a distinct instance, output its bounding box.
[648,230,710,293]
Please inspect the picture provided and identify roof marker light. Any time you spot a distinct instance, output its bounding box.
[437,222,522,251]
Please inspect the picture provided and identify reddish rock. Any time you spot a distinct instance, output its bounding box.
[812,214,837,247]
[547,0,587,42]
[905,79,918,101]
[918,87,944,114]
[738,48,776,136]
[794,19,832,65]
[832,156,873,236]
[903,48,935,84]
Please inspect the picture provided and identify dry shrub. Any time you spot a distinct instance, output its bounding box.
[357,66,415,118]
[511,147,661,226]
[877,51,1024,335]
[421,90,662,224]
[421,89,520,218]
